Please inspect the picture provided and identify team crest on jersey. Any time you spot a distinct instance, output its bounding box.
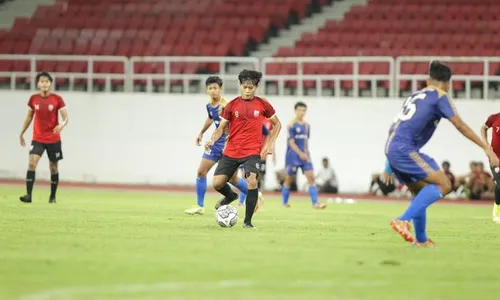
[253,110,259,117]
[34,104,39,110]
[48,104,54,111]
[235,111,239,118]
[296,127,301,133]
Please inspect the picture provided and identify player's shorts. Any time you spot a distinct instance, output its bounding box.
[238,159,266,174]
[202,144,223,162]
[376,178,396,195]
[286,157,313,175]
[491,166,500,184]
[387,144,438,184]
[215,155,261,178]
[30,140,63,162]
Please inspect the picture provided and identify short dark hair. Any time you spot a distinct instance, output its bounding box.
[294,101,307,110]
[36,72,53,84]
[322,157,329,162]
[442,161,450,167]
[238,69,262,86]
[205,76,223,87]
[429,61,452,82]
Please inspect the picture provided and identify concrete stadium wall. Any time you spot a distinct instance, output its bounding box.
[0,91,497,192]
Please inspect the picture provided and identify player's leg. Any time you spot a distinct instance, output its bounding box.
[490,166,500,223]
[241,155,261,228]
[389,152,451,244]
[46,141,63,203]
[228,169,248,205]
[213,156,240,209]
[405,182,435,247]
[281,166,297,207]
[20,141,45,203]
[303,163,326,209]
[185,158,216,214]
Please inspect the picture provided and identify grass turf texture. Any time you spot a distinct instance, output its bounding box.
[0,185,499,300]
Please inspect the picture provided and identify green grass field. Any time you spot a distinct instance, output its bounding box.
[1,185,499,300]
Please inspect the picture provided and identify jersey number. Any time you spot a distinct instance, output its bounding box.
[396,93,427,121]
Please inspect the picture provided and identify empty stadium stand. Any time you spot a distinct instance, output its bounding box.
[271,0,500,95]
[0,0,328,91]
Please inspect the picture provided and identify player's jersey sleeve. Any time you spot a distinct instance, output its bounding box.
[437,94,457,120]
[485,114,497,127]
[57,95,66,110]
[27,95,35,110]
[262,125,270,136]
[261,99,276,118]
[221,100,233,122]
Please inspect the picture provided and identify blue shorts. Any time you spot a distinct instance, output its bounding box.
[387,144,439,184]
[286,161,314,175]
[202,145,223,162]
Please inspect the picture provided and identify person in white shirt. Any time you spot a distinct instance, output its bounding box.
[316,157,338,193]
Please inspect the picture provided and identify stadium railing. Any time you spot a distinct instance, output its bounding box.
[261,56,394,98]
[1,55,499,99]
[397,56,500,100]
[129,56,260,93]
[0,55,128,92]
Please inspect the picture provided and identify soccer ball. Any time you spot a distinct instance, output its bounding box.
[216,205,238,227]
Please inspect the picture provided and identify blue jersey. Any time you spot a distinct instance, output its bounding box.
[285,121,313,175]
[385,87,457,184]
[206,101,227,149]
[386,87,456,152]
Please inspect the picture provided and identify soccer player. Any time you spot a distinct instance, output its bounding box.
[237,123,271,207]
[481,112,500,222]
[185,76,248,215]
[281,102,326,209]
[18,72,68,203]
[205,69,281,228]
[386,61,498,247]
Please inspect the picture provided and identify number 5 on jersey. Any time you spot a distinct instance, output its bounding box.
[396,93,427,121]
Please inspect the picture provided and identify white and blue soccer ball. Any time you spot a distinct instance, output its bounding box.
[216,205,238,227]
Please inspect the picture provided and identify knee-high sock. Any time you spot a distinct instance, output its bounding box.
[400,184,442,221]
[196,177,207,207]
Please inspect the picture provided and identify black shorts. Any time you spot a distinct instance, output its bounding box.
[215,155,261,178]
[491,166,500,184]
[260,159,267,175]
[30,140,63,162]
[377,178,396,196]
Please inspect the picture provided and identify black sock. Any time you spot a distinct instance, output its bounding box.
[244,189,258,224]
[495,183,500,205]
[50,173,59,198]
[216,183,237,200]
[26,170,35,196]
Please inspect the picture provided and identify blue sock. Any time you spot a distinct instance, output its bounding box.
[196,177,207,207]
[235,178,248,204]
[400,184,442,221]
[308,185,319,205]
[413,209,428,243]
[282,186,290,205]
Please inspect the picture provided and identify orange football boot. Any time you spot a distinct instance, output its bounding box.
[390,219,415,243]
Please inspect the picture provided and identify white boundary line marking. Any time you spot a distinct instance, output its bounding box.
[21,280,500,300]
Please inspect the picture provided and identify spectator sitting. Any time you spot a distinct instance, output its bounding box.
[369,173,397,196]
[442,161,456,190]
[315,157,338,194]
[478,162,495,200]
[275,167,297,192]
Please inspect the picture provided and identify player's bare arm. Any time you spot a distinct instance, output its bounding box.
[481,123,491,149]
[450,115,499,166]
[19,108,34,147]
[205,118,228,150]
[53,107,68,134]
[197,117,213,146]
[261,115,281,160]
